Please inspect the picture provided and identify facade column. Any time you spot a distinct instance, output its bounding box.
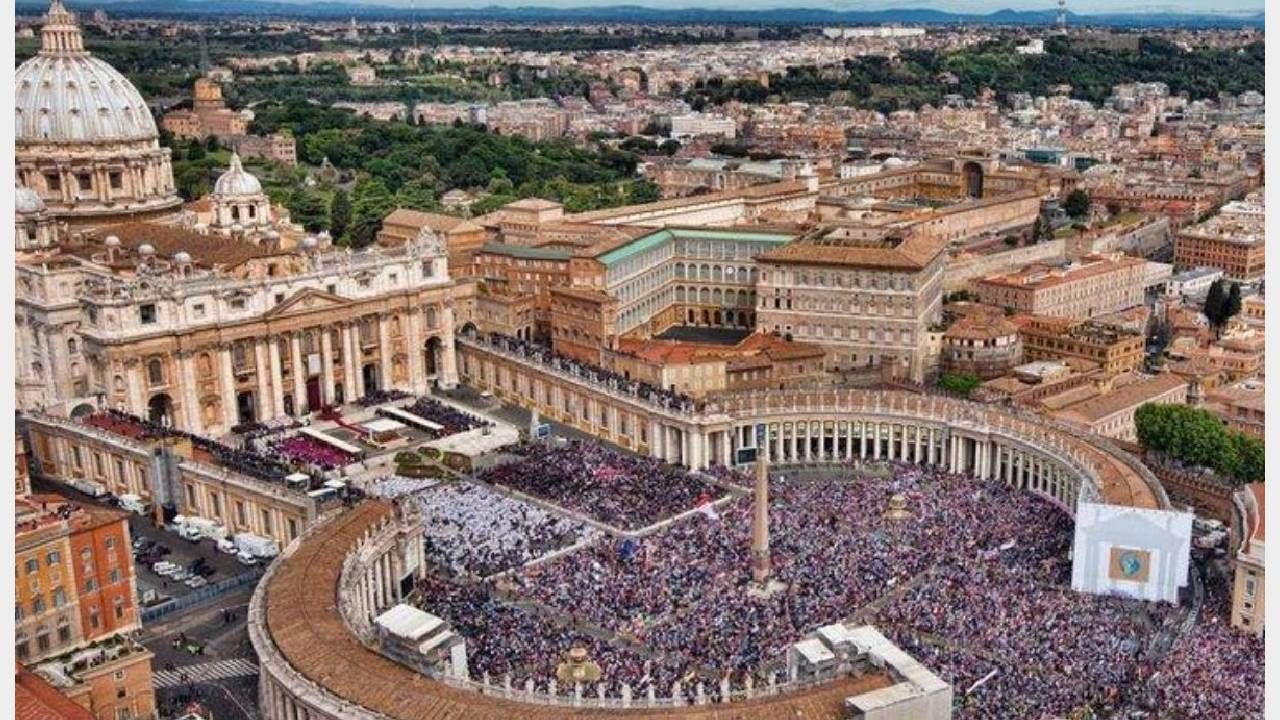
[290,333,307,414]
[179,352,200,431]
[268,339,285,418]
[438,301,459,389]
[872,423,881,460]
[219,347,237,431]
[378,314,394,390]
[320,329,336,405]
[254,341,271,422]
[125,361,145,416]
[859,423,867,459]
[341,324,359,402]
[407,311,426,393]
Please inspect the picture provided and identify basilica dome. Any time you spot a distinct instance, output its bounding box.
[14,1,180,226]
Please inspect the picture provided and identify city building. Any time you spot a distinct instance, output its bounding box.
[1049,372,1188,441]
[1231,483,1264,635]
[1014,315,1145,375]
[16,1,180,225]
[973,254,1148,320]
[160,78,249,140]
[940,311,1023,380]
[1174,195,1265,282]
[669,112,737,140]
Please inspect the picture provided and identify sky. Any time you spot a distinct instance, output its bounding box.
[300,0,1264,13]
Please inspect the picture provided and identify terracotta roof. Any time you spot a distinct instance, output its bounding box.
[381,209,482,236]
[264,501,895,720]
[1052,373,1188,424]
[757,233,946,271]
[944,314,1019,341]
[15,666,95,720]
[74,222,282,270]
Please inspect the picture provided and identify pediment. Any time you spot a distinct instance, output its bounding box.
[262,287,352,319]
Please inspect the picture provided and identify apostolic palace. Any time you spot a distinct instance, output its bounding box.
[12,4,1263,720]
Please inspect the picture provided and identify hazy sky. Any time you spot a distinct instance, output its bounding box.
[302,0,1263,13]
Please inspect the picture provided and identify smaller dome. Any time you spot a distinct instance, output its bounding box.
[316,230,332,242]
[301,235,318,249]
[104,235,120,247]
[882,157,906,169]
[137,243,155,256]
[214,153,263,196]
[173,251,192,264]
[16,186,44,214]
[230,223,244,234]
[265,230,281,241]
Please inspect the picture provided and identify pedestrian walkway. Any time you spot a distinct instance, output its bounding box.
[153,658,259,688]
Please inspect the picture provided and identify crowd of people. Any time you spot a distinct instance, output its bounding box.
[478,441,723,529]
[357,389,413,408]
[477,332,700,413]
[371,479,598,578]
[271,435,354,470]
[1122,567,1264,719]
[83,410,294,483]
[401,397,489,437]
[407,458,1261,717]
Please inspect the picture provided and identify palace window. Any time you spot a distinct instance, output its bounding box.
[138,304,157,325]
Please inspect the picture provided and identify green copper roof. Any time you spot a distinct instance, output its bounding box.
[598,228,794,267]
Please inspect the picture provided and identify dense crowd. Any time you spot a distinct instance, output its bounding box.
[357,389,413,408]
[400,397,489,436]
[478,441,723,529]
[370,479,598,577]
[83,410,293,482]
[271,435,354,470]
[410,459,1260,718]
[476,332,699,413]
[1123,569,1264,719]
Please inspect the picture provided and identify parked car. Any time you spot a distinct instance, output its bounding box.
[236,551,259,566]
[151,561,176,575]
[217,539,238,555]
[170,569,191,582]
[184,576,208,589]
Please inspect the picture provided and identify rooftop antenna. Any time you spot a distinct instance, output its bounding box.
[1056,0,1067,34]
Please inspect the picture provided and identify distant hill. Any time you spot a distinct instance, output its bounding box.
[16,0,1266,28]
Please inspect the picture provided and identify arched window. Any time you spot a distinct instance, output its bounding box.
[67,338,77,354]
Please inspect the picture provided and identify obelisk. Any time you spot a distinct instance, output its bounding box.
[751,438,770,584]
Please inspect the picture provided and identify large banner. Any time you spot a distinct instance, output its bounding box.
[1071,502,1193,603]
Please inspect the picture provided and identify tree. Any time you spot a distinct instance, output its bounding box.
[329,188,351,240]
[937,373,981,397]
[287,189,329,232]
[395,178,440,212]
[1134,403,1260,484]
[1064,189,1091,219]
[1224,282,1243,323]
[346,177,395,248]
[1203,279,1228,332]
